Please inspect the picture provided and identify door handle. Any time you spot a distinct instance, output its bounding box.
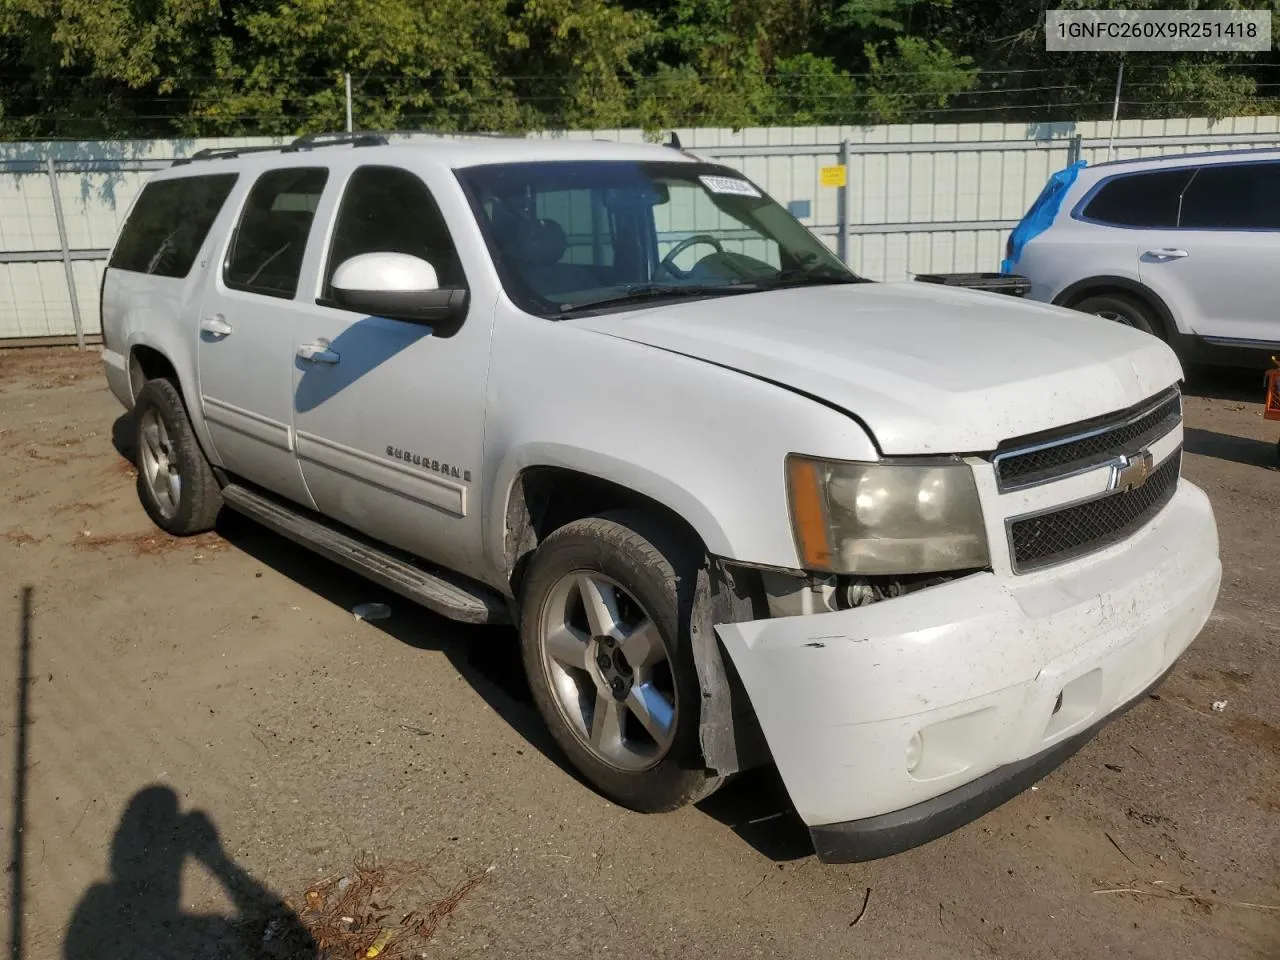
[200,315,233,337]
[296,342,340,365]
[1144,248,1189,260]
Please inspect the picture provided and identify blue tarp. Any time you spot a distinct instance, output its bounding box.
[1000,160,1086,274]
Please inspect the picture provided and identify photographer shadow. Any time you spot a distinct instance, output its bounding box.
[64,785,314,960]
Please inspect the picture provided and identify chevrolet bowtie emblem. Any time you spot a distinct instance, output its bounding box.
[1109,449,1155,492]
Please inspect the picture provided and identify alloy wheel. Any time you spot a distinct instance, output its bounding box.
[537,571,678,771]
[138,408,181,518]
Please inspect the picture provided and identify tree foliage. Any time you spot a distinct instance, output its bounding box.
[1,0,1277,137]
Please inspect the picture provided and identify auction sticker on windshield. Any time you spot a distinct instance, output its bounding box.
[699,176,762,198]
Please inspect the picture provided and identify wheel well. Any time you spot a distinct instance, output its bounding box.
[128,345,178,400]
[503,467,706,597]
[1053,277,1175,340]
[502,465,772,776]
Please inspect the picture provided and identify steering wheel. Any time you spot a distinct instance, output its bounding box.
[660,234,725,279]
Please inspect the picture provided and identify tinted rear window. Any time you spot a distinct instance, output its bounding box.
[224,167,329,299]
[1081,169,1194,228]
[1179,162,1280,229]
[108,174,238,277]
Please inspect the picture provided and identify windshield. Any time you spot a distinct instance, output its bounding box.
[456,160,864,317]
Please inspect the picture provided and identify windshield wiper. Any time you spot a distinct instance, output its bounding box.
[558,282,761,315]
[763,268,869,288]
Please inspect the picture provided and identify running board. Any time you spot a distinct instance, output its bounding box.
[221,483,510,625]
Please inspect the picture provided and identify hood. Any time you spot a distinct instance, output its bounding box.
[569,281,1183,455]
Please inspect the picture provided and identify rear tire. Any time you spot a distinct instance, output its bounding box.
[519,510,724,813]
[1071,292,1161,338]
[133,378,222,535]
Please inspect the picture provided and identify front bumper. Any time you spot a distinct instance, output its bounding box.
[715,481,1220,862]
[808,663,1172,863]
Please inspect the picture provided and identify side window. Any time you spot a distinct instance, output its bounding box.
[1179,163,1280,230]
[323,165,465,300]
[224,167,329,299]
[109,174,237,278]
[1081,169,1194,228]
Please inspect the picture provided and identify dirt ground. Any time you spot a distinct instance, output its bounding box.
[1,347,1278,960]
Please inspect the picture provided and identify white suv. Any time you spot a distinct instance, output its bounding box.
[1007,148,1280,368]
[100,132,1221,864]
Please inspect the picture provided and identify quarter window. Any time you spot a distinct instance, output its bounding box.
[1081,169,1194,228]
[224,168,329,298]
[323,165,465,300]
[109,174,237,278]
[1178,162,1280,230]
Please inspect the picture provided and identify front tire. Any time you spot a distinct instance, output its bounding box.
[133,378,222,535]
[519,511,724,813]
[1072,292,1160,338]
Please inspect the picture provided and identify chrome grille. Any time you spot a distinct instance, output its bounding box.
[994,390,1181,492]
[1008,449,1181,573]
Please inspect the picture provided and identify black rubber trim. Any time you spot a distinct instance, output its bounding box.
[330,286,469,328]
[808,664,1173,864]
[1055,278,1280,370]
[1171,332,1280,371]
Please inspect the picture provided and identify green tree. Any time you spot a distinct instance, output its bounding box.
[861,37,978,123]
[191,0,523,134]
[2,0,1278,136]
[506,0,651,129]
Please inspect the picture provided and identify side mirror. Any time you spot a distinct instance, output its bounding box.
[330,252,467,325]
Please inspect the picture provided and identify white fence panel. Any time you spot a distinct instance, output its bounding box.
[4,118,1280,341]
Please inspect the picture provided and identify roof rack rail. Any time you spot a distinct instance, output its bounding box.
[374,129,525,140]
[291,131,389,149]
[172,143,294,166]
[170,131,389,166]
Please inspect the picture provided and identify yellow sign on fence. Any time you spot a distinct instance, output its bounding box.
[819,164,847,188]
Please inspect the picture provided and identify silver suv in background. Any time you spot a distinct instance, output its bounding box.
[1006,148,1280,368]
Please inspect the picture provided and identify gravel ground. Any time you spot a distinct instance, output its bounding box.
[1,347,1277,959]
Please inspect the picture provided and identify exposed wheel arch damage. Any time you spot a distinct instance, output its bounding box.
[128,344,178,401]
[502,466,773,777]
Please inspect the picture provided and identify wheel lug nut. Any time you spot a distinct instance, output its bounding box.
[611,678,625,694]
[596,653,611,670]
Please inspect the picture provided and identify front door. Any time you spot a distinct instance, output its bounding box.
[198,166,330,506]
[291,163,492,577]
[1138,160,1280,344]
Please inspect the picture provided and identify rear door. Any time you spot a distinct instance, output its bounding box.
[100,172,238,402]
[1020,168,1191,305]
[197,166,329,505]
[1065,168,1196,295]
[1137,160,1280,344]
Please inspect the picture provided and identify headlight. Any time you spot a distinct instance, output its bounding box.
[786,455,989,575]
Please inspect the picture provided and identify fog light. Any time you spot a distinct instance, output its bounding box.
[906,732,923,774]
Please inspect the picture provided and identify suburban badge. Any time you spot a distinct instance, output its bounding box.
[385,446,471,483]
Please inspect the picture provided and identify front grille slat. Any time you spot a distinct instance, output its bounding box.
[1008,449,1181,573]
[995,391,1181,492]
